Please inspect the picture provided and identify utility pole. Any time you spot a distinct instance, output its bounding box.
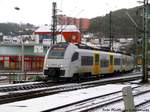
[142,0,149,83]
[125,11,138,70]
[109,11,113,50]
[79,19,82,43]
[21,38,24,81]
[52,2,57,44]
[134,27,138,70]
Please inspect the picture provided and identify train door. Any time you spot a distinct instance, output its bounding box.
[109,54,114,73]
[70,52,79,77]
[120,55,124,72]
[93,53,100,75]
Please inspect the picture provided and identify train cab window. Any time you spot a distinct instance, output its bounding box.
[71,52,79,62]
[48,44,68,59]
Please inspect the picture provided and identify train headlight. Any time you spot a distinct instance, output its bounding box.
[59,64,63,68]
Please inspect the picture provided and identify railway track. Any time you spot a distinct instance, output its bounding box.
[42,86,150,112]
[0,72,143,104]
[0,71,142,93]
[0,82,49,92]
[0,81,99,104]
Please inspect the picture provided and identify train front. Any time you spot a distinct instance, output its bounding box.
[43,43,74,80]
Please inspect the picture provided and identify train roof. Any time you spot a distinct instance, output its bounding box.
[54,42,131,56]
[74,43,131,56]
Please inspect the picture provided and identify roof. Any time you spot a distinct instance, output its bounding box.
[35,25,80,33]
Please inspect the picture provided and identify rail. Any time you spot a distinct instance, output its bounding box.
[0,72,144,105]
[42,86,150,112]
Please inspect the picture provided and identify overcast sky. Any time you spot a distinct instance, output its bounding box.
[0,0,140,26]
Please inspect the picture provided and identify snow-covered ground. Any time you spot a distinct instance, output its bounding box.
[0,76,7,80]
[0,84,140,112]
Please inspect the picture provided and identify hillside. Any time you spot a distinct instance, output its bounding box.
[0,23,36,36]
[88,6,149,38]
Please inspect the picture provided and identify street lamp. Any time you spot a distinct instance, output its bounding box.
[14,7,24,82]
[20,32,24,81]
[109,11,113,51]
[14,7,20,11]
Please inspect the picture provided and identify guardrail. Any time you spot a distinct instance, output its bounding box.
[0,70,43,84]
[0,70,43,76]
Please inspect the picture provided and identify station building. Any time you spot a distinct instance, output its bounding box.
[57,15,90,32]
[0,43,49,72]
[34,25,81,44]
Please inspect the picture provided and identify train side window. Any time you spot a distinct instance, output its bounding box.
[122,58,125,65]
[81,56,93,66]
[110,55,113,65]
[114,58,121,65]
[100,54,109,68]
[71,52,79,62]
[100,59,109,67]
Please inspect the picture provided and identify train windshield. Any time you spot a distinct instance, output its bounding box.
[48,44,68,59]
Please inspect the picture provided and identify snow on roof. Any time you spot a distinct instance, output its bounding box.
[35,25,80,33]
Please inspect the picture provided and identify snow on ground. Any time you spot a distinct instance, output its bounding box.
[0,76,7,80]
[0,84,138,112]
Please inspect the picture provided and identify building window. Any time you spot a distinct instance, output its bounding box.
[0,56,4,69]
[4,56,9,69]
[10,57,16,70]
[0,56,44,71]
